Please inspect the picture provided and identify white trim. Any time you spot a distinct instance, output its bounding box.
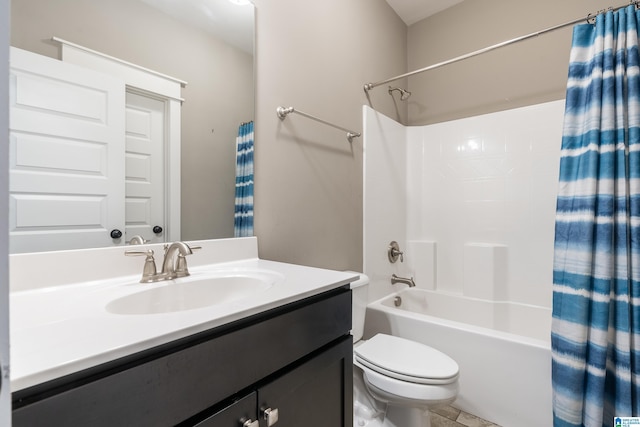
[57,38,183,243]
[166,99,182,243]
[53,37,186,102]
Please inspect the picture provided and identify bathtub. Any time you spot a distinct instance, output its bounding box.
[363,288,552,427]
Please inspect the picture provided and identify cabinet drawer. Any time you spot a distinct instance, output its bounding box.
[194,392,257,427]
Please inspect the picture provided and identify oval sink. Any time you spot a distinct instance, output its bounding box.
[106,272,280,315]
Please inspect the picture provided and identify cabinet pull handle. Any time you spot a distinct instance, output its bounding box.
[261,407,279,426]
[241,419,259,427]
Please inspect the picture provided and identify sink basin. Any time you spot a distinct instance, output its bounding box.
[106,271,282,315]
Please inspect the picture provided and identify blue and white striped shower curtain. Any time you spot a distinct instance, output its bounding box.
[552,6,640,426]
[234,121,254,237]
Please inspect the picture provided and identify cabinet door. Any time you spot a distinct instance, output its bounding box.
[195,392,257,427]
[257,336,353,427]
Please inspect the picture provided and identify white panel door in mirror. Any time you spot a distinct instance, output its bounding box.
[125,91,165,244]
[9,47,125,253]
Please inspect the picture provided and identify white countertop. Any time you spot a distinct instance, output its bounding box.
[10,238,357,392]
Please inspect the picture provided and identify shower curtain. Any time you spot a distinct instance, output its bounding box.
[234,121,254,237]
[552,6,640,426]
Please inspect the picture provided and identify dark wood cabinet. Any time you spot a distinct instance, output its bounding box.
[197,336,352,427]
[13,287,353,427]
[257,337,352,427]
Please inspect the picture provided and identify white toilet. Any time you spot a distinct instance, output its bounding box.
[350,273,459,427]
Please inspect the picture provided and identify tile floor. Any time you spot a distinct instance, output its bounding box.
[430,405,501,427]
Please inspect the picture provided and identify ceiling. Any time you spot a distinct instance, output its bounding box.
[139,0,255,53]
[385,0,464,26]
[139,0,464,54]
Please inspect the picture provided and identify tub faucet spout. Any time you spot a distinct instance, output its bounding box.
[391,274,415,288]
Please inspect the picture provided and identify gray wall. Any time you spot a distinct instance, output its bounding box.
[11,0,253,241]
[252,0,407,270]
[407,0,612,125]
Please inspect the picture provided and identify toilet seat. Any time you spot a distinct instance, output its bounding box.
[354,334,459,385]
[355,360,459,404]
[353,334,459,405]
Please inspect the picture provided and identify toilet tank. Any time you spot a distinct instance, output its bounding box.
[346,272,369,342]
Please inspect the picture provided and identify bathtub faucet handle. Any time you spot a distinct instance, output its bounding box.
[388,241,404,263]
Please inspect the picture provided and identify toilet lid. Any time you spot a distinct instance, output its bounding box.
[354,334,459,384]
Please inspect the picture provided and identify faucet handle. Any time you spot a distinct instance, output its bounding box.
[125,249,158,283]
[388,241,404,263]
[162,242,201,254]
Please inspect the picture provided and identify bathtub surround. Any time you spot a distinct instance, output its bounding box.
[363,100,564,426]
[407,240,437,290]
[364,100,564,306]
[462,244,507,301]
[405,100,564,307]
[363,106,408,302]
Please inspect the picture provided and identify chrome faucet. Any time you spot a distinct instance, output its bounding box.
[127,235,148,245]
[161,241,194,279]
[125,241,200,283]
[391,274,415,288]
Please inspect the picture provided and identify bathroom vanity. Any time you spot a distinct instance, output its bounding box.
[10,238,355,426]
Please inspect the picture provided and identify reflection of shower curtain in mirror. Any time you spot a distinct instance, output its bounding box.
[234,121,254,237]
[552,6,640,426]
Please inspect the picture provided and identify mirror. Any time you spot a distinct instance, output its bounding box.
[9,0,255,253]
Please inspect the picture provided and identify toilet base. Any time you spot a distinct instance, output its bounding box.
[354,403,384,427]
[354,366,385,426]
[353,401,432,427]
[354,365,436,427]
[384,405,431,427]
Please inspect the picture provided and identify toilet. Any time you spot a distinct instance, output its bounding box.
[349,272,459,427]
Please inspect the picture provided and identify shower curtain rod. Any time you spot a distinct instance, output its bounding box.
[363,1,640,93]
[276,106,362,142]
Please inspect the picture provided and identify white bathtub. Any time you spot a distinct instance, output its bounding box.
[363,288,552,427]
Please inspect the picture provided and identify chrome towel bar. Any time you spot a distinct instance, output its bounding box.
[276,106,361,143]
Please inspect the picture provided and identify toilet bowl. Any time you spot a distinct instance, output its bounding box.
[349,272,459,427]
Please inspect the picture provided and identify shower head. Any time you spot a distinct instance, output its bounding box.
[388,86,411,101]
